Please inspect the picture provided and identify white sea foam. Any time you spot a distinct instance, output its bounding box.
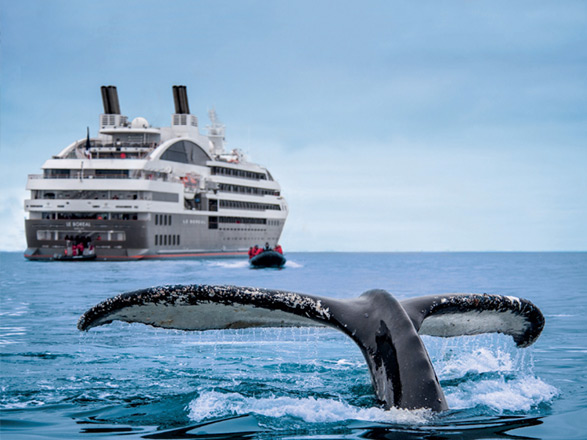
[188,391,432,424]
[435,344,558,412]
[333,358,364,368]
[207,260,250,269]
[1,400,46,409]
[284,260,303,268]
[446,375,558,412]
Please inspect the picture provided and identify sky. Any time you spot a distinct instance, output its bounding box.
[1,0,586,251]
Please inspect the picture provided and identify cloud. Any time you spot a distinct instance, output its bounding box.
[248,135,587,251]
[1,1,585,252]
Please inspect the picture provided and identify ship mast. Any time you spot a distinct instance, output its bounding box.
[207,108,226,156]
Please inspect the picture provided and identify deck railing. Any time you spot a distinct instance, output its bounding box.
[28,173,173,182]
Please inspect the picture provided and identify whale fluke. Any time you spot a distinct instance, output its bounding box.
[78,285,544,411]
[401,293,545,348]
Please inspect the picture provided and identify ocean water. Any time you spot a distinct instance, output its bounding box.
[1,251,586,439]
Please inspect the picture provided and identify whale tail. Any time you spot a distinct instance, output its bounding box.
[78,285,544,411]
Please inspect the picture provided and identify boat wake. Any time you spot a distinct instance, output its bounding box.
[206,260,250,269]
[205,259,302,269]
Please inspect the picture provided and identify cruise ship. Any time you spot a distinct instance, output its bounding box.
[24,86,288,260]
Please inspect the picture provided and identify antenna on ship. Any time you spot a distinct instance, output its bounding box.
[84,127,92,159]
[207,108,225,156]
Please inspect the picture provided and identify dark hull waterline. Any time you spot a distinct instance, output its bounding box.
[28,250,247,261]
[51,254,97,262]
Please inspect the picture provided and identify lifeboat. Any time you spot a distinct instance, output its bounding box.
[249,249,286,268]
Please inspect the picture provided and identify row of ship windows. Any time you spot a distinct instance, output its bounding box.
[44,169,133,179]
[38,212,280,226]
[43,169,170,182]
[155,234,180,246]
[36,230,126,241]
[154,233,282,246]
[32,190,280,211]
[217,183,279,196]
[211,166,269,181]
[41,212,138,220]
[219,216,267,224]
[219,200,281,211]
[219,217,280,231]
[184,199,281,212]
[42,169,276,190]
[155,214,172,226]
[222,237,279,241]
[208,216,267,230]
[219,228,266,232]
[33,190,178,202]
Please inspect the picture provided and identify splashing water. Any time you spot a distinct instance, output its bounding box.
[427,335,558,413]
[447,374,558,412]
[188,391,433,425]
[182,334,556,427]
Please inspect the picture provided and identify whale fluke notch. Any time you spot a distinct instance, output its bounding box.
[78,285,544,412]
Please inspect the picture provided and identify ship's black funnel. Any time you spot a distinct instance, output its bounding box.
[101,86,110,113]
[172,85,190,114]
[108,86,120,115]
[101,86,121,115]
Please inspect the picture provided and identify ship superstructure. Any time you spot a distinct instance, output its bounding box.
[24,86,288,260]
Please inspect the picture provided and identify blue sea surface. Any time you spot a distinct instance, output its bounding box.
[1,252,586,439]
